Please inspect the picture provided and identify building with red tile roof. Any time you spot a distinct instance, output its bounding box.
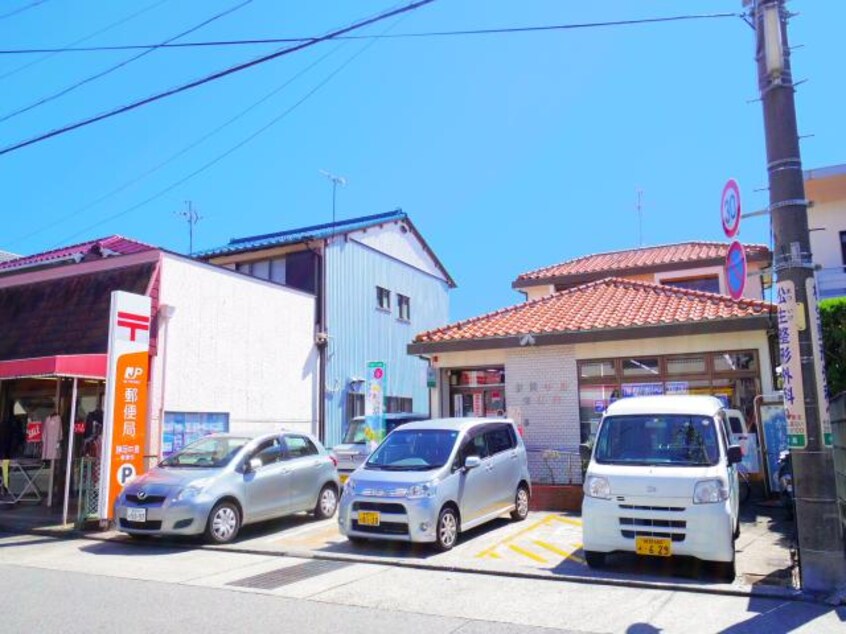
[0,235,154,275]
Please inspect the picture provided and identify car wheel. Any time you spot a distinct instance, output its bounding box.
[584,550,606,568]
[434,506,459,552]
[205,501,241,544]
[314,485,338,520]
[714,557,736,583]
[510,484,530,521]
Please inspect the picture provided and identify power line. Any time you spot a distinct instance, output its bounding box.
[0,0,48,22]
[0,0,436,158]
[5,40,349,248]
[47,14,400,247]
[0,12,743,54]
[0,0,169,81]
[0,0,254,124]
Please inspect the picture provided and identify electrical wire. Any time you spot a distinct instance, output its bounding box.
[0,0,255,124]
[0,0,436,158]
[6,41,349,248]
[0,12,743,54]
[0,0,48,22]
[0,0,169,81]
[47,15,404,248]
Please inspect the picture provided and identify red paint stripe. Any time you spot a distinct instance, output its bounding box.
[117,311,150,323]
[117,320,150,330]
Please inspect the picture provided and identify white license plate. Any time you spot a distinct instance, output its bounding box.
[127,508,147,523]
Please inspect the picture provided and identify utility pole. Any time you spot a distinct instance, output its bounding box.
[320,170,347,227]
[174,200,202,255]
[746,0,846,594]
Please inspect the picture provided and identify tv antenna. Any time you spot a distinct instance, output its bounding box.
[320,170,347,228]
[173,200,202,255]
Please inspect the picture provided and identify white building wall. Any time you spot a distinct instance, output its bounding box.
[148,255,318,453]
[809,199,846,297]
[351,222,449,283]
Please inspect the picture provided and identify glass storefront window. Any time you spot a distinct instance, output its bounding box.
[579,360,616,380]
[578,384,617,442]
[714,351,757,373]
[620,382,664,398]
[666,355,706,376]
[621,357,660,377]
[664,379,711,396]
[456,369,504,387]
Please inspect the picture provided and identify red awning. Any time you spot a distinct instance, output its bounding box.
[0,355,107,380]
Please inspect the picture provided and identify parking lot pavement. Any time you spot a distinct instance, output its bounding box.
[196,504,796,596]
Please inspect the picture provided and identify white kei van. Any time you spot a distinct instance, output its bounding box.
[581,395,742,581]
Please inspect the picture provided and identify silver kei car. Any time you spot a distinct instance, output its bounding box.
[338,418,531,551]
[115,431,340,544]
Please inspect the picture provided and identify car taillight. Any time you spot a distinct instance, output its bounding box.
[329,453,338,468]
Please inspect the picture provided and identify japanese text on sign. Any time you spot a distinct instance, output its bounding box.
[777,281,807,448]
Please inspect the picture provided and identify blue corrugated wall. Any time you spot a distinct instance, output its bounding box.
[324,238,450,446]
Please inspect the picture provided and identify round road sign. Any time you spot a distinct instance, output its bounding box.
[725,241,747,300]
[721,179,742,238]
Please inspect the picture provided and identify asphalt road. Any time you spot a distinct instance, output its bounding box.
[0,532,843,633]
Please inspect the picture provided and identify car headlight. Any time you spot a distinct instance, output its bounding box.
[693,479,728,504]
[175,486,203,502]
[585,475,611,499]
[406,482,437,499]
[343,479,357,497]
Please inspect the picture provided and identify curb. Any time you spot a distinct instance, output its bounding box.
[1,523,810,604]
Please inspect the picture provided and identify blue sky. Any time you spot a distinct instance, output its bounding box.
[1,1,842,321]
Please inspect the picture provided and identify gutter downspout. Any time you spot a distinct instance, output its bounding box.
[318,239,328,443]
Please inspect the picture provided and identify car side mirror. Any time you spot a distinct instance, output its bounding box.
[579,443,593,464]
[727,445,743,465]
[463,455,481,470]
[247,458,262,472]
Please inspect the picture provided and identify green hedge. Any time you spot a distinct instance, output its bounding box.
[821,298,846,397]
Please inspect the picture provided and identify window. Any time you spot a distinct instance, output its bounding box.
[485,425,515,455]
[662,275,720,294]
[457,431,489,466]
[621,357,660,377]
[270,258,286,284]
[713,352,757,373]
[666,355,707,376]
[579,360,615,380]
[286,250,317,294]
[284,435,319,458]
[385,396,413,413]
[840,231,846,270]
[398,294,411,321]
[236,261,251,274]
[376,286,391,310]
[252,260,270,280]
[250,438,284,467]
[594,414,720,466]
[346,392,365,423]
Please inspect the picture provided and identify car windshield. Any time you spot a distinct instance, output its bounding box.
[594,414,721,466]
[160,436,251,468]
[366,429,459,471]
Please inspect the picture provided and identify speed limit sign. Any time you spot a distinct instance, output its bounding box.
[721,178,741,238]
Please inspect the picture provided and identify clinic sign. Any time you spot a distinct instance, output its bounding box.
[806,278,833,447]
[776,281,807,448]
[99,291,151,519]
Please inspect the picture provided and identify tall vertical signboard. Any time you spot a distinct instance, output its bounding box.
[806,278,833,447]
[365,361,386,451]
[776,281,806,448]
[98,291,152,519]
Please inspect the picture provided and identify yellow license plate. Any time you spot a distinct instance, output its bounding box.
[339,474,349,484]
[635,536,672,557]
[358,511,380,527]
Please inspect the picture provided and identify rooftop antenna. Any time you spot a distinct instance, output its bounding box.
[320,170,347,228]
[173,200,202,255]
[635,187,644,247]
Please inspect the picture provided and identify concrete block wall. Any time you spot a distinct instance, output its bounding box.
[505,345,581,484]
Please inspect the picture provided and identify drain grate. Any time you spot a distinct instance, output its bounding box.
[227,560,352,590]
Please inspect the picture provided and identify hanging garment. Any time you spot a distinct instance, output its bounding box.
[42,414,63,461]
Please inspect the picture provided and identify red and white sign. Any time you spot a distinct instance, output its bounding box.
[721,178,742,238]
[99,291,151,520]
[26,421,43,443]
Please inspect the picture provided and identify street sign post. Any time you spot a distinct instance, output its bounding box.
[721,178,742,238]
[724,240,747,300]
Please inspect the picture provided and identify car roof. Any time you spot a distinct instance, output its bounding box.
[351,413,428,422]
[392,417,515,433]
[605,395,724,417]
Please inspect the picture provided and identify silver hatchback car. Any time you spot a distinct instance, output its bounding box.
[115,431,340,544]
[338,418,531,551]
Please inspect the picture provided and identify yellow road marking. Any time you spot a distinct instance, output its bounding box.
[531,539,573,558]
[475,515,554,558]
[508,544,547,563]
[546,515,583,527]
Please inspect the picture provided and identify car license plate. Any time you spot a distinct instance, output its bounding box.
[358,511,380,526]
[339,474,349,484]
[127,508,147,523]
[635,536,672,557]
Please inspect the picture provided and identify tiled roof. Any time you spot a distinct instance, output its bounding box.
[0,263,156,361]
[0,235,154,273]
[415,277,773,344]
[514,241,771,286]
[195,210,408,257]
[0,250,18,263]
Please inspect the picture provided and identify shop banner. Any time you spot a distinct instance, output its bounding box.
[365,361,386,450]
[806,278,832,447]
[26,421,43,443]
[776,281,806,448]
[99,291,151,520]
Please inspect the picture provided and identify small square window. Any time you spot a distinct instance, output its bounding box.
[376,286,391,310]
[398,294,411,321]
